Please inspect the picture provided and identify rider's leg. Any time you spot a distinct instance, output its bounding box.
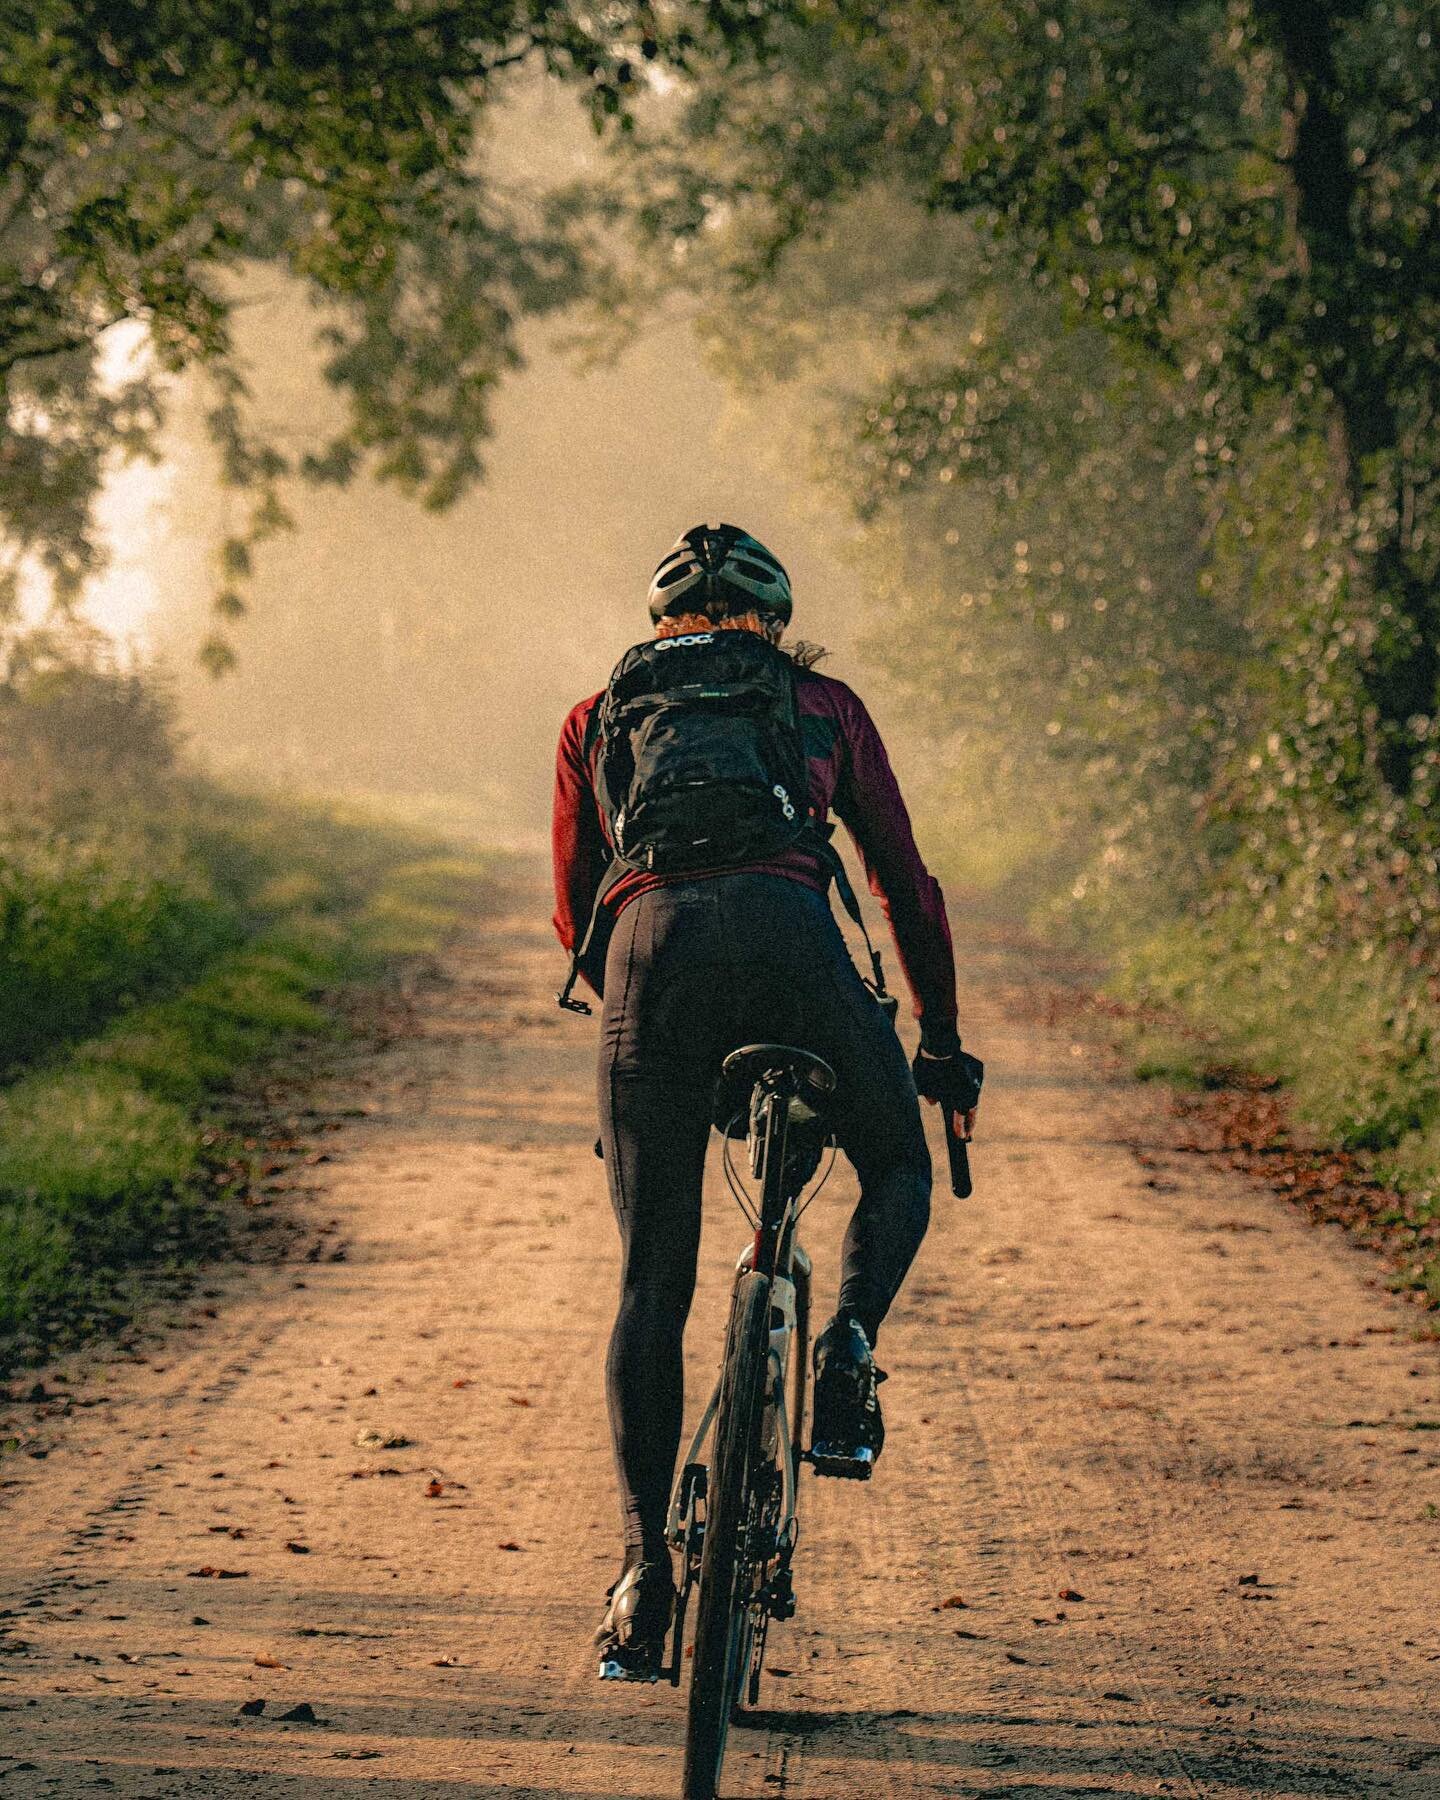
[706,872,935,1349]
[597,886,727,1563]
[600,1070,710,1558]
[795,916,933,1347]
[831,1078,931,1348]
[807,977,930,1471]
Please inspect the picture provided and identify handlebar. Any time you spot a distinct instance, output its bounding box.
[942,1104,973,1199]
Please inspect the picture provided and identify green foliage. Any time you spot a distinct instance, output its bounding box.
[576,2,1440,1209]
[1114,906,1440,1203]
[0,2,801,645]
[0,650,489,1363]
[0,1069,201,1342]
[0,842,236,1071]
[0,821,489,1363]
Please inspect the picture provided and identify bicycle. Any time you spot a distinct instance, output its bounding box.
[635,1042,832,1799]
[602,1039,974,1799]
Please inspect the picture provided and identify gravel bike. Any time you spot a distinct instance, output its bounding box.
[609,1038,972,1798]
[656,1042,839,1800]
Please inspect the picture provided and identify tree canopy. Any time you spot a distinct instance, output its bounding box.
[0,0,783,663]
[5,1,1440,969]
[571,1,1439,973]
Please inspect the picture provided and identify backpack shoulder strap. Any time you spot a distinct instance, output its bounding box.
[805,822,894,1014]
[556,857,622,1014]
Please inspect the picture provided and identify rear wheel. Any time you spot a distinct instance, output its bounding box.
[682,1269,771,1800]
[790,1261,809,1477]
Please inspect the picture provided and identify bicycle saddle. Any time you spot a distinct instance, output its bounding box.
[713,1043,837,1135]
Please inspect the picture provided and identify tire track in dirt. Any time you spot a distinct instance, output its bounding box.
[4,862,1440,1798]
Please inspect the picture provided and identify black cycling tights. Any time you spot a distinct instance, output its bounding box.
[597,873,932,1556]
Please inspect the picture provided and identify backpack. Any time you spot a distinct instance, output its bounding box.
[556,631,894,1017]
[590,629,810,874]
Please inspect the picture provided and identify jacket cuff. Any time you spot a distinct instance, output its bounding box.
[918,1018,963,1059]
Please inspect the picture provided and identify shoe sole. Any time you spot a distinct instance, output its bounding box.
[598,1654,663,1683]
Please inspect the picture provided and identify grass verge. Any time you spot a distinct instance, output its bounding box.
[1060,909,1440,1315]
[0,793,488,1368]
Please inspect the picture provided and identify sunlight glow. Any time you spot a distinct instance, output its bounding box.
[17,318,173,652]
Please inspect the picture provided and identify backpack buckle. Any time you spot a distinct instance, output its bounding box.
[556,964,595,1016]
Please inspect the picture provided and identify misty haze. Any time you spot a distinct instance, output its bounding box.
[3,10,1439,1799]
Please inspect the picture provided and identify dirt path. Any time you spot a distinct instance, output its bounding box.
[3,860,1440,1799]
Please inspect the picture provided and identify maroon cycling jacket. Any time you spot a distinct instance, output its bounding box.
[551,661,957,1027]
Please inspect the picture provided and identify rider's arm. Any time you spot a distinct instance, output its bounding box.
[552,696,609,981]
[829,684,958,1030]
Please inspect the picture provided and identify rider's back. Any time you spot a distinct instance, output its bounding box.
[554,660,956,1031]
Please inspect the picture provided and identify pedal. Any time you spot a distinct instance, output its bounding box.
[806,1442,875,1481]
[598,1647,664,1683]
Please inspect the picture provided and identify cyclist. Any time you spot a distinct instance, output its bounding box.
[552,523,982,1678]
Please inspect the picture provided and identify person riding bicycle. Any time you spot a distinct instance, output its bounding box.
[552,523,983,1679]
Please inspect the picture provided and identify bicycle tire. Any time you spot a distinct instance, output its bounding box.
[790,1258,809,1477]
[682,1268,771,1800]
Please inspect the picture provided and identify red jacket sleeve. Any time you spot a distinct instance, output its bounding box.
[830,684,958,1028]
[552,696,609,983]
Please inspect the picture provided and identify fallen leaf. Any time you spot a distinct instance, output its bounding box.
[254,1654,287,1670]
[451,1379,472,1390]
[187,1566,248,1579]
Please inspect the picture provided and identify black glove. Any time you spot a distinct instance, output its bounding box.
[912,1024,984,1113]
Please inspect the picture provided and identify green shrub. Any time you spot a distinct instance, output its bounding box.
[1114,907,1440,1206]
[0,841,239,1071]
[0,771,489,1365]
[0,1070,201,1341]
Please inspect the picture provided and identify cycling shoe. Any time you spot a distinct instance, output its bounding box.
[809,1315,887,1480]
[595,1556,675,1682]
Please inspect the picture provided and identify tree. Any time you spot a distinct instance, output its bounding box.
[0,0,784,663]
[601,0,1439,797]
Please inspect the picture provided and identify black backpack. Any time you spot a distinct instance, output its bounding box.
[556,631,892,1016]
[590,629,810,874]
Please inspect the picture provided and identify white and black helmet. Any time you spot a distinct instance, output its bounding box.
[647,522,793,626]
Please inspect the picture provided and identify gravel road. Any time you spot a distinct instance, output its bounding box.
[3,861,1439,1798]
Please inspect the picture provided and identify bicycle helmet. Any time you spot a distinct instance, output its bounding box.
[647,522,793,626]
